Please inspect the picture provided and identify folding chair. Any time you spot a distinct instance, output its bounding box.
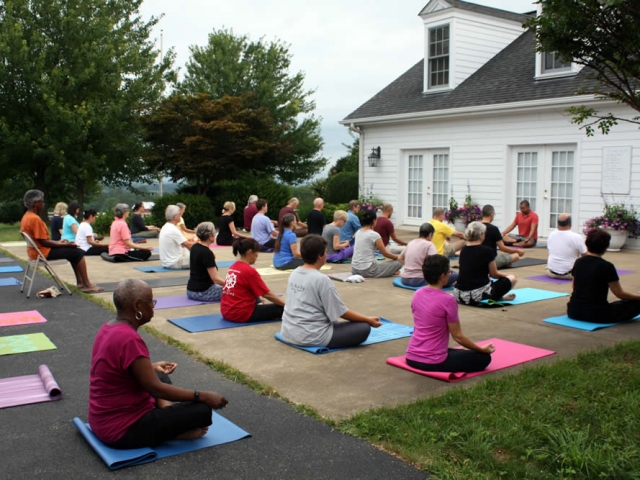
[21,231,73,298]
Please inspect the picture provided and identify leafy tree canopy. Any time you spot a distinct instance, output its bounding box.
[525,0,640,135]
[331,137,359,175]
[177,28,326,184]
[0,0,174,216]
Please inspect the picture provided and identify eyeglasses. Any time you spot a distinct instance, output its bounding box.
[140,299,157,307]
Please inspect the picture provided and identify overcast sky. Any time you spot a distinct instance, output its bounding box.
[140,0,537,170]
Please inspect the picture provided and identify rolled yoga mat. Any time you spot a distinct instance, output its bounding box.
[0,333,56,356]
[96,277,189,293]
[543,313,640,331]
[73,411,251,470]
[169,313,280,333]
[274,318,413,354]
[386,338,555,382]
[0,365,62,409]
[0,310,47,327]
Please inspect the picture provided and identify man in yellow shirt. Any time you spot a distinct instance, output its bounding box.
[429,208,466,257]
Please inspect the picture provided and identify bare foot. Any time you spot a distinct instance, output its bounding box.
[81,285,104,293]
[502,293,516,301]
[175,428,208,440]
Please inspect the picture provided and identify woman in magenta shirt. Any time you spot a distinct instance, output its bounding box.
[405,254,493,373]
[89,279,228,448]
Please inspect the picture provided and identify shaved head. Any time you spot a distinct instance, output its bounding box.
[113,279,150,312]
[313,198,324,208]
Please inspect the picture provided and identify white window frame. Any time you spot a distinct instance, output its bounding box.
[427,24,450,90]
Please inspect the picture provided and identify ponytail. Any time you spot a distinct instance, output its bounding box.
[232,237,260,257]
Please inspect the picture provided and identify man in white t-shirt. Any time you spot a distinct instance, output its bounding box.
[159,204,193,269]
[546,213,587,279]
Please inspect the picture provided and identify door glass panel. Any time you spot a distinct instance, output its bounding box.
[432,153,449,213]
[407,155,424,218]
[517,152,538,211]
[549,150,574,229]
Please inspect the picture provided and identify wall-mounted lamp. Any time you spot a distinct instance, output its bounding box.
[368,146,381,167]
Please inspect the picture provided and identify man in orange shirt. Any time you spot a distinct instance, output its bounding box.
[502,200,539,248]
[20,190,103,293]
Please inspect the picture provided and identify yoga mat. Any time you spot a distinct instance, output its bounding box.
[169,313,280,332]
[274,318,413,354]
[135,260,234,273]
[0,241,27,247]
[327,255,384,264]
[0,257,17,263]
[392,277,453,291]
[507,257,547,268]
[149,255,160,261]
[543,313,640,331]
[386,338,556,382]
[526,269,633,285]
[0,365,62,409]
[480,288,568,306]
[97,277,189,293]
[0,277,22,287]
[155,295,217,310]
[327,272,366,282]
[0,333,56,356]
[211,244,232,249]
[152,248,159,253]
[0,265,23,273]
[74,411,251,470]
[257,265,331,276]
[0,310,47,327]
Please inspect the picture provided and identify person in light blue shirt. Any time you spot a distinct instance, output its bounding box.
[61,201,81,242]
[251,198,278,250]
[339,200,362,244]
[273,214,304,270]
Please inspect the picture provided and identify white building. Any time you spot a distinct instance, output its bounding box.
[340,0,639,237]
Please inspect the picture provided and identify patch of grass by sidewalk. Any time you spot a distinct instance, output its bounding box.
[338,341,640,479]
[0,223,21,242]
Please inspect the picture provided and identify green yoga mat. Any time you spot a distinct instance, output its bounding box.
[0,333,57,356]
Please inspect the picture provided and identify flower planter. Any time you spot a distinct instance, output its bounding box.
[625,236,640,251]
[602,227,627,252]
[453,218,467,233]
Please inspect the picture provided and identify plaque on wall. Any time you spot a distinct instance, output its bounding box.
[601,147,632,195]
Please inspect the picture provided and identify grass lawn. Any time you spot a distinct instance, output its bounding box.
[338,341,640,479]
[0,223,21,242]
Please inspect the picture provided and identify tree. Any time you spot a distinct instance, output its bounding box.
[143,93,292,195]
[331,137,359,175]
[525,0,640,135]
[0,0,174,218]
[178,28,325,184]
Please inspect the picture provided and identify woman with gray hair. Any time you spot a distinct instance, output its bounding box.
[453,221,517,305]
[107,203,153,262]
[176,202,196,240]
[243,195,259,232]
[186,222,225,302]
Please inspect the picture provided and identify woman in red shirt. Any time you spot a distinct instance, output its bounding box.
[221,238,285,322]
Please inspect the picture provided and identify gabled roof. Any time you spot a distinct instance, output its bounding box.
[419,0,534,24]
[343,32,600,122]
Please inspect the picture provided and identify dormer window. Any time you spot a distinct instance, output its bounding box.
[428,24,450,89]
[542,52,571,73]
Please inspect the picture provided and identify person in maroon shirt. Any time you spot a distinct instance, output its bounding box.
[243,195,259,232]
[278,197,308,237]
[373,203,407,253]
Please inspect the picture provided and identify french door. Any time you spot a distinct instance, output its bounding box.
[404,150,450,225]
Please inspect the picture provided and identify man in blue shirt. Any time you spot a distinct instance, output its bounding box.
[340,200,362,245]
[251,199,278,250]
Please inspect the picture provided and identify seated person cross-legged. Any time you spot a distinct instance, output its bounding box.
[89,279,228,449]
[273,214,304,270]
[76,209,109,256]
[502,200,538,248]
[108,203,154,262]
[251,199,278,251]
[351,210,402,278]
[567,229,640,323]
[221,238,285,323]
[322,210,354,263]
[20,189,103,293]
[453,222,517,306]
[406,255,494,373]
[50,202,67,241]
[280,234,382,349]
[130,201,160,239]
[399,223,458,288]
[216,201,250,246]
[186,222,225,303]
[159,205,193,269]
[61,201,81,242]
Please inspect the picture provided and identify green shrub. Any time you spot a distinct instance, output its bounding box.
[322,203,349,223]
[325,172,358,204]
[150,194,217,228]
[93,212,114,236]
[0,201,24,224]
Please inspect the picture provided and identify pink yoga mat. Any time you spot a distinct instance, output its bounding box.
[154,295,217,310]
[0,365,62,409]
[387,338,556,382]
[0,310,47,327]
[210,244,232,249]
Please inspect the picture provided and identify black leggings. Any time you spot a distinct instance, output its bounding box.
[47,247,84,266]
[85,245,109,256]
[113,249,152,262]
[406,348,491,373]
[326,322,371,349]
[108,372,212,449]
[569,300,640,324]
[274,258,304,270]
[247,303,284,322]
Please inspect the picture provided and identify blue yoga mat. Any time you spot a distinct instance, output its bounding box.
[274,318,413,354]
[481,288,568,306]
[73,412,251,470]
[0,266,23,273]
[543,313,640,331]
[0,277,22,287]
[169,313,281,332]
[135,260,234,273]
[392,277,453,292]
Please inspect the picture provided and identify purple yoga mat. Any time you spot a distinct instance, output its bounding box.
[154,295,217,310]
[0,365,62,409]
[527,269,633,285]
